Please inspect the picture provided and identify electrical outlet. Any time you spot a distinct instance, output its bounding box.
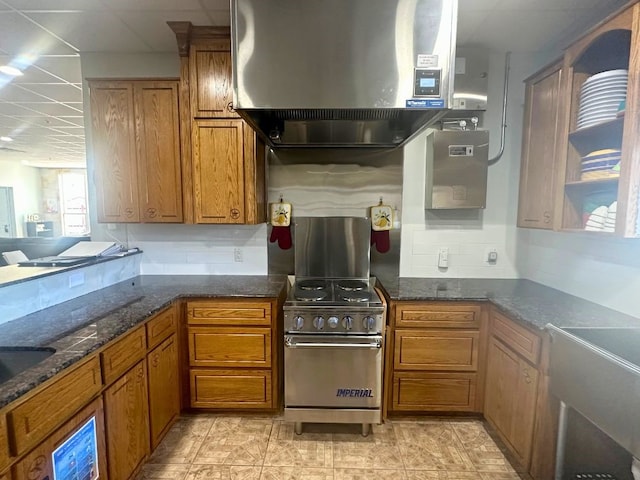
[233,247,243,263]
[438,247,449,268]
[486,248,498,264]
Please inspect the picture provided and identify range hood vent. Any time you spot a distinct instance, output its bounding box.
[242,109,448,147]
[231,0,458,148]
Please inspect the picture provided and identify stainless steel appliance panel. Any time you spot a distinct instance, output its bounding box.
[547,325,640,460]
[231,0,456,109]
[284,335,383,408]
[452,47,489,111]
[425,129,489,209]
[294,217,371,279]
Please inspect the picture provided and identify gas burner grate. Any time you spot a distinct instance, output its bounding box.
[297,279,329,291]
[294,289,328,302]
[336,279,368,291]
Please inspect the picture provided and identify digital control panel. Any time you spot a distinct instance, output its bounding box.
[414,69,441,97]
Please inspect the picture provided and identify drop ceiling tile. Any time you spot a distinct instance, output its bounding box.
[28,11,153,52]
[3,0,105,10]
[14,83,82,102]
[0,12,77,55]
[0,85,45,102]
[458,0,500,12]
[118,10,212,52]
[9,64,72,83]
[9,101,82,116]
[32,56,81,82]
[104,0,204,11]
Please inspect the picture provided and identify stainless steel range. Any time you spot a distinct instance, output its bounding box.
[283,217,386,436]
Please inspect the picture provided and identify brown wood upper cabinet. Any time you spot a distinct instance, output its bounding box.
[518,3,640,237]
[169,25,267,225]
[517,60,563,230]
[89,79,183,223]
[190,38,239,118]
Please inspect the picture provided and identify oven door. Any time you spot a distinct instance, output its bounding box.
[284,334,383,408]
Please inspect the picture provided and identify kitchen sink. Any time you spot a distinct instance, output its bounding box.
[547,325,640,469]
[0,347,56,385]
[562,327,640,367]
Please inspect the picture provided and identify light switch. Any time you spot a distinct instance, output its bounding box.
[438,248,449,268]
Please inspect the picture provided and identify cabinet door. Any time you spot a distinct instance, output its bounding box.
[90,81,140,223]
[147,334,180,449]
[104,360,150,480]
[13,398,107,480]
[0,414,9,473]
[192,119,245,223]
[484,337,539,468]
[190,41,238,118]
[517,61,563,230]
[134,82,183,223]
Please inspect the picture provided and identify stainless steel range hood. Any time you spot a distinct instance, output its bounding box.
[230,0,458,148]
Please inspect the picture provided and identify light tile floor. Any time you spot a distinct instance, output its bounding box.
[136,415,530,480]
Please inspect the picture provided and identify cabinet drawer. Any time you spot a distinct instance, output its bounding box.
[188,327,271,368]
[187,300,271,326]
[394,330,479,371]
[491,309,541,365]
[392,372,477,412]
[8,356,102,456]
[146,305,177,349]
[395,303,481,329]
[0,414,9,473]
[101,325,146,385]
[190,369,272,409]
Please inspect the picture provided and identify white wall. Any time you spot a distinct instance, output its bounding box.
[518,230,640,317]
[0,157,41,237]
[399,52,547,278]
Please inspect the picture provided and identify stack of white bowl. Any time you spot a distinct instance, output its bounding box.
[577,69,628,130]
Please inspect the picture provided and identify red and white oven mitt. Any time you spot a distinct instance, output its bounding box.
[269,200,292,250]
[370,202,392,253]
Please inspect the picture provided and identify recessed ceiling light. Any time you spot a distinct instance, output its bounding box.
[0,136,13,142]
[0,65,23,76]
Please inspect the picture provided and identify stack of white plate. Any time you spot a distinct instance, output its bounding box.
[577,69,628,130]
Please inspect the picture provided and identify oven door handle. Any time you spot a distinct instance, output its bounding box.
[285,337,382,349]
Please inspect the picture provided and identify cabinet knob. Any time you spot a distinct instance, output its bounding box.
[227,101,235,112]
[543,211,551,223]
[151,353,159,367]
[125,208,134,217]
[146,208,157,218]
[230,208,241,219]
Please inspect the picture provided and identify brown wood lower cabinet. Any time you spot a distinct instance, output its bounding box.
[0,415,9,473]
[485,336,539,469]
[186,299,280,410]
[104,360,150,480]
[387,302,487,414]
[147,334,180,449]
[190,369,272,409]
[392,372,477,411]
[13,398,107,480]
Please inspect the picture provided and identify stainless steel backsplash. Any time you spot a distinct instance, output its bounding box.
[267,148,403,276]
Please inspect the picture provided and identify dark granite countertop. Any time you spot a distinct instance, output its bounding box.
[0,274,287,409]
[2,273,639,410]
[375,276,640,331]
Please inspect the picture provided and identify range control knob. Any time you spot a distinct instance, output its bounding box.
[313,316,325,330]
[293,315,304,330]
[328,316,339,328]
[342,316,354,330]
[363,316,376,331]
